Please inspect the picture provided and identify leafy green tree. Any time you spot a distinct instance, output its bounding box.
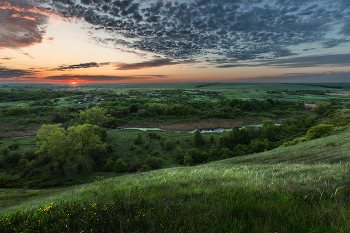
[36,124,70,176]
[36,124,105,176]
[79,106,109,126]
[192,129,205,147]
[261,120,277,141]
[311,102,333,116]
[67,124,106,158]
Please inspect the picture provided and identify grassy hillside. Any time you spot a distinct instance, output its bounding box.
[1,126,350,232]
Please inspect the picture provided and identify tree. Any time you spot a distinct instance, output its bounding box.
[36,124,71,176]
[79,106,109,126]
[192,129,205,147]
[67,124,106,173]
[36,124,106,176]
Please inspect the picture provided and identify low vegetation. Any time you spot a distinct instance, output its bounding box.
[1,83,350,232]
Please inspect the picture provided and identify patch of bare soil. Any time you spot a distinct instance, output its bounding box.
[305,104,317,110]
[0,125,41,139]
[158,117,281,131]
[325,92,350,96]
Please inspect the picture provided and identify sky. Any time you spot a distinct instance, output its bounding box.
[1,0,350,84]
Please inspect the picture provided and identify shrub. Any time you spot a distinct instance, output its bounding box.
[103,157,114,171]
[164,138,174,150]
[311,102,333,116]
[144,155,163,169]
[135,146,142,154]
[24,149,37,161]
[183,155,193,166]
[130,142,136,150]
[134,132,144,144]
[129,159,142,173]
[0,174,22,188]
[115,158,127,172]
[9,142,20,150]
[1,146,10,156]
[151,149,160,156]
[138,164,152,172]
[248,139,270,153]
[173,146,184,162]
[306,124,334,139]
[186,148,205,163]
[192,130,205,147]
[219,148,233,159]
[5,151,22,164]
[345,102,350,109]
[210,134,215,143]
[144,142,151,149]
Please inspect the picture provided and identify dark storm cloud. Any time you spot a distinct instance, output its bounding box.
[32,0,350,64]
[50,62,110,71]
[0,66,34,78]
[115,59,197,70]
[0,0,49,49]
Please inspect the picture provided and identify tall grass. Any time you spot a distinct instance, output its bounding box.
[2,124,350,232]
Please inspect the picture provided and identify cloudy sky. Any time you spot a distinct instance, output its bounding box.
[1,0,350,83]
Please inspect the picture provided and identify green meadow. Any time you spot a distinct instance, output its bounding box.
[1,126,350,232]
[1,82,350,232]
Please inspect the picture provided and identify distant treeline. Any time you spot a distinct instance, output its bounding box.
[195,82,221,88]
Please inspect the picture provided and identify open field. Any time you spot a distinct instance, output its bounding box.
[1,82,350,232]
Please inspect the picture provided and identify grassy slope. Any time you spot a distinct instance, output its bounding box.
[1,127,350,232]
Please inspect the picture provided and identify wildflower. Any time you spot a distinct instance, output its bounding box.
[162,198,166,204]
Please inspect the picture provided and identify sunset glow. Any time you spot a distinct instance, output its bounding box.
[1,0,350,83]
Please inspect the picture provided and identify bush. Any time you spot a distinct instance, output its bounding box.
[311,102,333,116]
[164,138,174,150]
[1,146,10,156]
[115,158,127,172]
[173,146,184,162]
[219,148,233,159]
[103,157,114,172]
[144,142,151,149]
[248,139,270,153]
[306,124,334,139]
[210,134,215,143]
[192,130,205,147]
[129,159,142,173]
[138,164,152,172]
[151,149,160,156]
[183,155,193,166]
[9,142,20,150]
[0,174,22,188]
[135,146,142,154]
[5,151,22,164]
[134,132,144,144]
[144,155,163,169]
[130,142,136,150]
[24,149,37,161]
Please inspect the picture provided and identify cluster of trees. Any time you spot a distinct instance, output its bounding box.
[0,89,83,102]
